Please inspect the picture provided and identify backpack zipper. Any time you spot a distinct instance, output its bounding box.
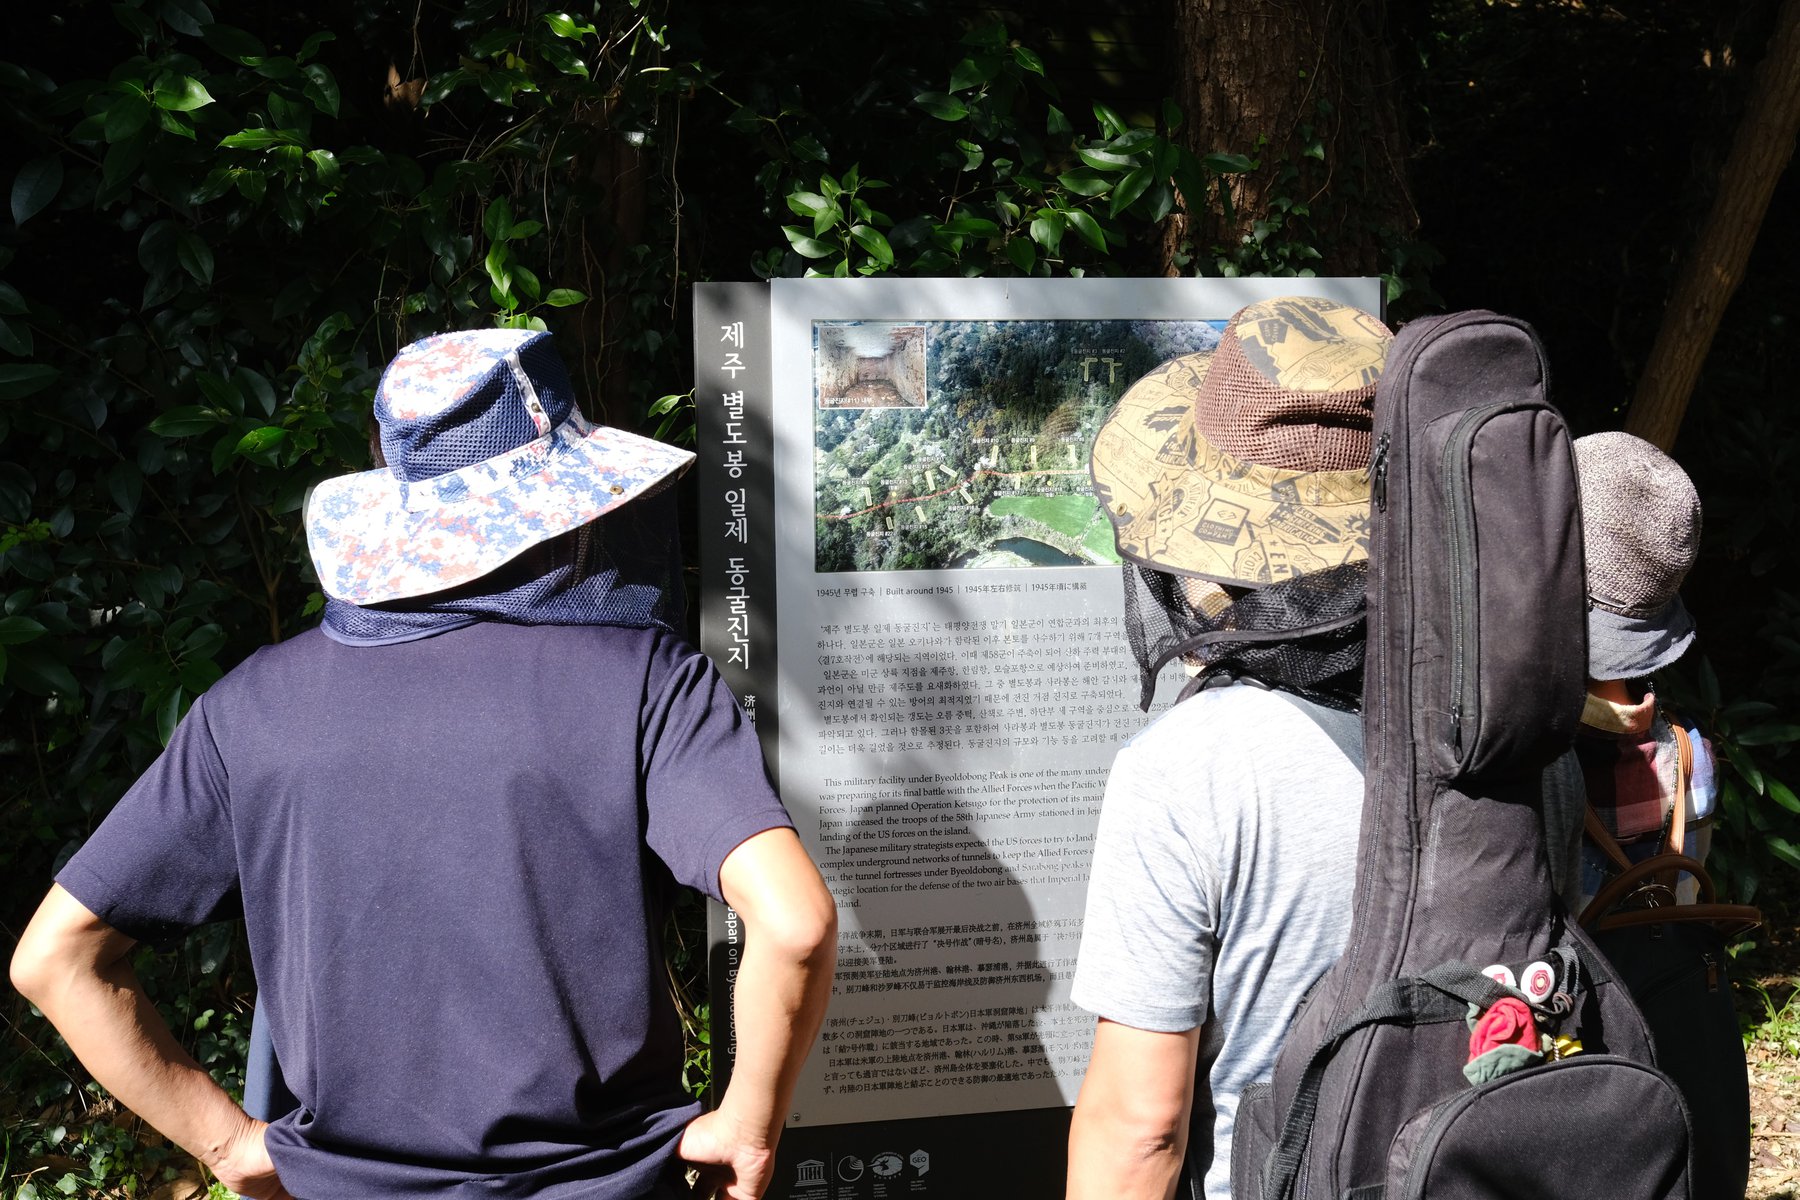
[1441,402,1531,761]
[1442,406,1494,758]
[1373,433,1391,512]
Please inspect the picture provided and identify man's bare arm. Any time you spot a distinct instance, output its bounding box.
[10,885,291,1199]
[679,828,837,1200]
[1068,1017,1202,1200]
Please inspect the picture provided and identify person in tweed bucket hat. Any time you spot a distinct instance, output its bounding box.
[13,329,836,1200]
[1576,430,1701,680]
[1070,296,1392,1200]
[1535,432,1718,917]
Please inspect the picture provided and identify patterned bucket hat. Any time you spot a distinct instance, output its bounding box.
[1573,431,1700,679]
[1090,296,1392,587]
[305,329,694,605]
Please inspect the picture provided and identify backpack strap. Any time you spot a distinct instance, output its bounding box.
[1259,963,1516,1200]
[1579,722,1762,936]
[1580,715,1693,891]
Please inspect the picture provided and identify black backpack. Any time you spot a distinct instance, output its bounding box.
[1231,312,1695,1200]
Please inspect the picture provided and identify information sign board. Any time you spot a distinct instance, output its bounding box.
[695,278,1380,1198]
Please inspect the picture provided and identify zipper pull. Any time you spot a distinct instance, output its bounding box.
[1450,702,1462,753]
[1372,433,1390,511]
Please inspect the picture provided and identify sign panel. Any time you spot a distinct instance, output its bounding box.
[697,278,1381,1199]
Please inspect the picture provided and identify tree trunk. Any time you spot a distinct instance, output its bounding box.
[1162,0,1414,278]
[1626,0,1800,450]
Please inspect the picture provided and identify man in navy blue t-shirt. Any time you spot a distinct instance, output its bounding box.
[11,330,836,1200]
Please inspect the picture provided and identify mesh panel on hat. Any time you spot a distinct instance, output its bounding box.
[1122,560,1367,711]
[1574,432,1701,619]
[1194,297,1386,473]
[378,332,578,483]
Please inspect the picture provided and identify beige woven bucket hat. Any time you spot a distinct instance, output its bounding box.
[1090,295,1392,588]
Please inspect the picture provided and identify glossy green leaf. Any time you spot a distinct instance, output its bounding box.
[11,157,63,226]
[104,94,154,142]
[538,39,589,78]
[201,22,268,62]
[1203,152,1257,174]
[787,191,832,218]
[154,75,215,112]
[1076,146,1136,173]
[1029,212,1064,253]
[307,149,340,185]
[484,243,512,293]
[0,282,25,315]
[114,3,159,39]
[103,137,148,194]
[948,57,992,93]
[1055,169,1111,197]
[1005,237,1036,272]
[1012,45,1045,76]
[303,64,341,117]
[147,405,220,437]
[0,615,46,645]
[296,30,336,62]
[955,139,984,171]
[1768,836,1800,873]
[1721,738,1765,794]
[177,233,214,286]
[158,110,197,139]
[0,364,59,399]
[218,128,303,150]
[849,224,893,266]
[1110,164,1153,215]
[543,12,597,38]
[940,215,999,236]
[484,197,514,241]
[1737,723,1800,746]
[781,226,836,259]
[1767,776,1800,815]
[0,318,34,357]
[1064,208,1106,251]
[195,372,242,414]
[9,645,78,698]
[1145,180,1175,223]
[915,92,968,122]
[1109,129,1158,154]
[235,426,288,456]
[157,686,185,746]
[160,0,213,37]
[543,288,587,307]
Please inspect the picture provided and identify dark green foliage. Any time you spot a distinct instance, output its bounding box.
[2,0,1796,1193]
[1,1,695,1191]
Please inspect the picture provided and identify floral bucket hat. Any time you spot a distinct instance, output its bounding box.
[1090,295,1392,588]
[305,329,694,605]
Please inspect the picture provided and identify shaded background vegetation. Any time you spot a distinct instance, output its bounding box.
[0,0,1795,1194]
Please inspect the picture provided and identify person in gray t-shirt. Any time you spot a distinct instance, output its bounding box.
[1068,297,1393,1200]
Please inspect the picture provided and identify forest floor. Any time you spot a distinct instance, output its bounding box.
[1746,872,1800,1200]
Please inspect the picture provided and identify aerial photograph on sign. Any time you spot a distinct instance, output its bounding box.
[813,318,1224,572]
